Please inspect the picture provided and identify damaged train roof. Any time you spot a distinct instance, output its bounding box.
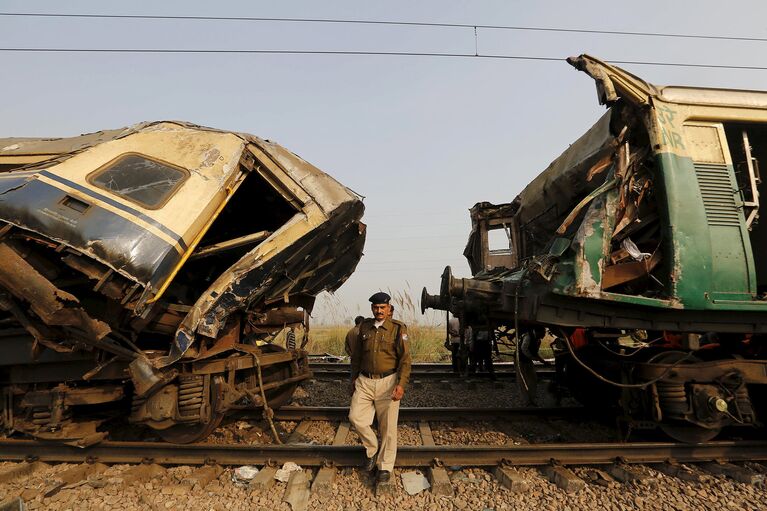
[0,121,366,364]
[503,55,767,247]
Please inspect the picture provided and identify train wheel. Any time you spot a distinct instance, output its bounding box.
[660,422,721,443]
[156,378,224,444]
[256,344,301,409]
[649,351,722,443]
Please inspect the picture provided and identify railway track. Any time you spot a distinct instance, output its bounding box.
[1,405,765,507]
[1,437,766,467]
[307,362,555,380]
[271,405,584,421]
[1,406,764,468]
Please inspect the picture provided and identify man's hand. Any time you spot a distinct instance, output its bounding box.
[391,384,405,401]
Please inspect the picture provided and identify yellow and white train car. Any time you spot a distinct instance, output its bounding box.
[0,121,365,443]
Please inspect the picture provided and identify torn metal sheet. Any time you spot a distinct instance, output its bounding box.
[422,54,767,444]
[0,121,365,443]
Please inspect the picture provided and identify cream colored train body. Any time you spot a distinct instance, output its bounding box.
[0,121,365,443]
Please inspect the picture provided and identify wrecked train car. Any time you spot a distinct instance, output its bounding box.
[423,55,767,442]
[0,121,365,443]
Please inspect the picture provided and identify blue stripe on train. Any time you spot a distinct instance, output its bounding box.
[38,170,188,252]
[0,176,180,288]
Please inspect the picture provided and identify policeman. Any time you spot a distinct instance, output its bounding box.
[348,292,411,483]
[344,316,365,357]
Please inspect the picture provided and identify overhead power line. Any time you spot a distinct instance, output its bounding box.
[1,12,766,44]
[0,48,766,71]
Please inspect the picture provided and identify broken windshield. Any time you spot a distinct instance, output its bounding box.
[89,153,188,209]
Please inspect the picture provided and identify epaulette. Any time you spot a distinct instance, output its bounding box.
[390,319,407,327]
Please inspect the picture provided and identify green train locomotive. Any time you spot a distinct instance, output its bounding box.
[422,55,767,442]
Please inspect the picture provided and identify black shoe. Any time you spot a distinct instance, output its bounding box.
[364,454,377,472]
[376,470,391,483]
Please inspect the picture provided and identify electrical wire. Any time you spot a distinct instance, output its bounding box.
[558,327,697,389]
[2,12,766,45]
[0,48,764,71]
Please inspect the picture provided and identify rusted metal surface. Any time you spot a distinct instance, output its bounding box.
[421,56,767,442]
[0,121,365,444]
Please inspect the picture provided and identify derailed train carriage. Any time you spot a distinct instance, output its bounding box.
[0,121,365,444]
[423,55,767,442]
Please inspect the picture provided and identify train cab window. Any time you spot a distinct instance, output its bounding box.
[488,226,512,254]
[88,153,188,209]
[484,225,516,270]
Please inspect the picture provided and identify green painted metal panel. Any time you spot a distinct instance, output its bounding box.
[654,152,711,308]
[693,162,755,300]
[653,152,755,307]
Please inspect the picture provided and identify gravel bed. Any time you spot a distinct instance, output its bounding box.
[503,417,621,444]
[207,419,296,445]
[1,460,766,510]
[431,421,521,446]
[293,379,573,408]
[301,421,337,445]
[3,373,765,509]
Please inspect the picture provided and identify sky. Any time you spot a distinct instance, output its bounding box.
[2,1,767,325]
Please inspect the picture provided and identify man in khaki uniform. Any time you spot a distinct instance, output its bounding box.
[344,316,365,357]
[348,292,411,483]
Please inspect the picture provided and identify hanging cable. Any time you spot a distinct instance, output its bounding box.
[558,327,698,389]
[0,48,764,71]
[2,12,766,45]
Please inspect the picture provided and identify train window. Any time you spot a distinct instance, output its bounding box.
[488,227,512,254]
[88,153,189,209]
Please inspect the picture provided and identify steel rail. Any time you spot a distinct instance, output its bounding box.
[309,362,520,370]
[308,362,555,380]
[2,438,766,467]
[272,406,586,422]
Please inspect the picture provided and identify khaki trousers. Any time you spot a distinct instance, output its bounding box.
[348,374,400,472]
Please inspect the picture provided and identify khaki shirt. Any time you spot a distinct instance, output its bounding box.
[350,318,412,389]
[344,325,360,356]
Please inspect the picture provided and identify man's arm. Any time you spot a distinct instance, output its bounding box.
[395,324,412,390]
[344,328,355,357]
[350,325,363,381]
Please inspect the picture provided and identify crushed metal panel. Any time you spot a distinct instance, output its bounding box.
[567,54,657,106]
[513,110,618,256]
[0,123,249,295]
[0,121,365,444]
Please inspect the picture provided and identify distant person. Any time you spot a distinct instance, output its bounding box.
[518,326,546,405]
[388,305,395,319]
[348,292,411,484]
[344,316,365,357]
[470,327,496,380]
[445,316,461,374]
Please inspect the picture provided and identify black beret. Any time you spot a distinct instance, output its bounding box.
[369,292,391,304]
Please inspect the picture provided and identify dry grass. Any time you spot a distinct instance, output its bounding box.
[305,324,449,362]
[304,287,448,361]
[291,289,555,362]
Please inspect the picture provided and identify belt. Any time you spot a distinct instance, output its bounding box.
[360,369,396,379]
